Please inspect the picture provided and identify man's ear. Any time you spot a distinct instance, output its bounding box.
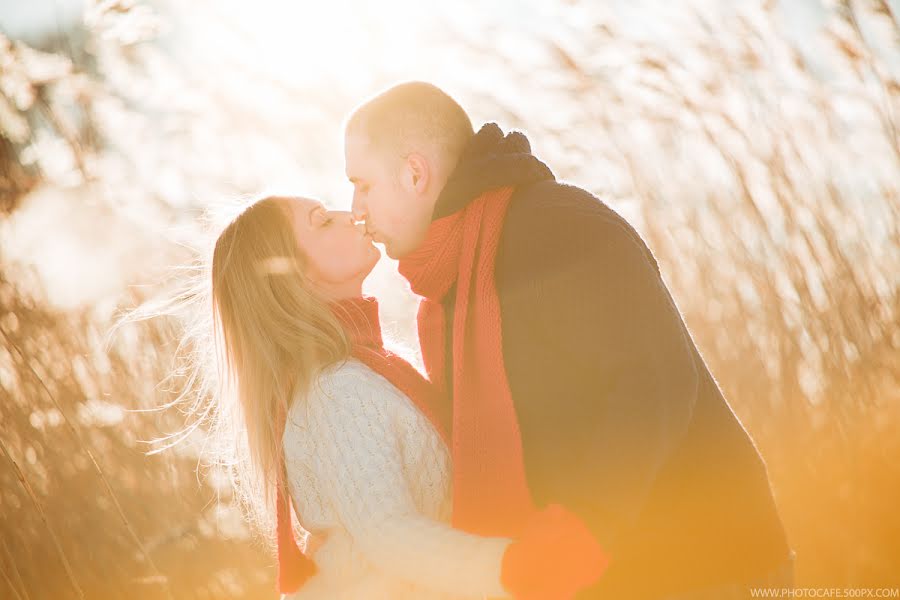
[405,153,430,194]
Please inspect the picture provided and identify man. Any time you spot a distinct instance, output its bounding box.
[345,81,794,599]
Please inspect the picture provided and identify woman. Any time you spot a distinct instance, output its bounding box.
[203,194,603,600]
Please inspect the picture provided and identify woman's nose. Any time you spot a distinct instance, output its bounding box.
[330,210,358,230]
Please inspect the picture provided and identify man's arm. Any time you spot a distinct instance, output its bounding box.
[503,194,700,552]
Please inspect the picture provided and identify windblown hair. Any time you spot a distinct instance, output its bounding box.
[346,80,474,168]
[115,194,351,550]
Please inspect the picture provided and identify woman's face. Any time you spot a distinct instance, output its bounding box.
[283,197,380,297]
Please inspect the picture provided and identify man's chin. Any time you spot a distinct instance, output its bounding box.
[379,240,399,259]
[378,237,416,260]
[383,236,423,260]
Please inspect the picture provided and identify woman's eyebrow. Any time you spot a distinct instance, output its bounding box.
[307,203,326,226]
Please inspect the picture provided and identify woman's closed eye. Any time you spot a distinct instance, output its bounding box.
[313,206,333,227]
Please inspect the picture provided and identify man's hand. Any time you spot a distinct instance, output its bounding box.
[501,504,609,600]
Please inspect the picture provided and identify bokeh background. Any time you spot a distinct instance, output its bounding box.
[1,0,899,598]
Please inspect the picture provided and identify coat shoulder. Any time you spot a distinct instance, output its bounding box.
[501,180,659,278]
[507,180,622,224]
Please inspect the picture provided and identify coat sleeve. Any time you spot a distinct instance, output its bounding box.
[288,368,512,598]
[503,195,699,552]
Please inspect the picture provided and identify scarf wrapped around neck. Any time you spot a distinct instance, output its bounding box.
[397,186,534,537]
[397,184,609,598]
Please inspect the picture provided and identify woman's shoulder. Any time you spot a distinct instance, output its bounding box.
[288,358,403,422]
[283,358,420,459]
[314,357,399,397]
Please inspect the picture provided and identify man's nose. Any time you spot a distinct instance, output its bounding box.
[351,194,367,222]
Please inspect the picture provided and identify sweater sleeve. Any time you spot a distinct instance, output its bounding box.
[298,366,512,598]
[503,192,699,552]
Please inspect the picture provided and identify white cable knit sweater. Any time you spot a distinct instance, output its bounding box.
[280,357,512,600]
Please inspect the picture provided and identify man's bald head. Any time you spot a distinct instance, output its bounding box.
[344,82,475,259]
[345,81,474,171]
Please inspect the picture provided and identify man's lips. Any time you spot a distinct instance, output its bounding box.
[356,220,376,241]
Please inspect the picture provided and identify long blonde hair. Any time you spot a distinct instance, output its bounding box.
[117,194,351,547]
[213,194,354,524]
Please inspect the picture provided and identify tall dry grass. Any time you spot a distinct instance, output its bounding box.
[540,2,900,585]
[0,266,276,599]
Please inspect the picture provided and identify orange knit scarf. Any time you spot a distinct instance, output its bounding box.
[398,186,535,537]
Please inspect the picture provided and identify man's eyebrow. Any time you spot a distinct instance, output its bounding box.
[348,176,360,184]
